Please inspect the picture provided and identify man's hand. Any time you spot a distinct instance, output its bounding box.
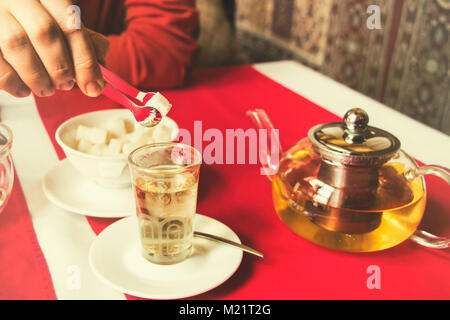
[0,0,108,98]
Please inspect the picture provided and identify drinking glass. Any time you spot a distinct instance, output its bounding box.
[128,143,201,264]
[0,123,13,214]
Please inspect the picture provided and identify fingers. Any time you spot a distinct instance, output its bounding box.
[85,28,110,66]
[0,10,55,97]
[8,0,75,91]
[40,0,105,97]
[0,0,105,98]
[0,51,30,97]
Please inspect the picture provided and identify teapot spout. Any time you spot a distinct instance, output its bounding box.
[246,109,282,180]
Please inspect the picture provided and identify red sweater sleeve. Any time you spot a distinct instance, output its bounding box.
[105,0,198,90]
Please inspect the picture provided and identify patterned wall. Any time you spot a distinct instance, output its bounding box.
[235,0,450,134]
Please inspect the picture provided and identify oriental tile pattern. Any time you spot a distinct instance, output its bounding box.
[235,0,450,134]
[384,0,450,132]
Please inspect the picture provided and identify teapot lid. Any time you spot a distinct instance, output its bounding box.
[308,108,401,166]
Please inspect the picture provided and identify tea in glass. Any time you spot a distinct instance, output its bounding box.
[128,143,201,264]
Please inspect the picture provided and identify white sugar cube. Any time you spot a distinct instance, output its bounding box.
[76,125,91,141]
[126,130,143,144]
[122,143,140,155]
[104,138,123,156]
[134,128,155,144]
[152,123,172,142]
[88,144,105,156]
[89,127,108,144]
[147,92,172,117]
[75,125,107,145]
[77,139,94,153]
[107,119,127,138]
[140,130,155,144]
[140,132,154,145]
[133,122,154,134]
[142,127,156,138]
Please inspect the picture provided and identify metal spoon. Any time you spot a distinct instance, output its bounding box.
[194,231,264,258]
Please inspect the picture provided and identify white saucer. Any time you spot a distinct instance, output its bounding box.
[89,214,243,299]
[43,159,135,218]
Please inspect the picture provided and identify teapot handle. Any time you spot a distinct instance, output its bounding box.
[407,165,450,249]
[246,109,282,181]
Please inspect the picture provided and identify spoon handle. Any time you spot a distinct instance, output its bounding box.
[100,65,148,104]
[194,231,264,258]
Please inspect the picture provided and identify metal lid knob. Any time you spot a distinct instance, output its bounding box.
[343,108,369,144]
[344,108,369,133]
[308,107,401,167]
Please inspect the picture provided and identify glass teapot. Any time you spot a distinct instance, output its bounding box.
[248,108,450,252]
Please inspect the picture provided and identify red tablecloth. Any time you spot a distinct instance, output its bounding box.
[4,65,450,299]
[0,173,56,300]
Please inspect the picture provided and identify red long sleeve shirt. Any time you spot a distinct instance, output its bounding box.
[78,0,198,90]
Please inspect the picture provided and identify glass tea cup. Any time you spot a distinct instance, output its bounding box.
[128,143,202,264]
[0,123,14,214]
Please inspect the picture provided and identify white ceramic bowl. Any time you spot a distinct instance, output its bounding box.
[55,109,179,188]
